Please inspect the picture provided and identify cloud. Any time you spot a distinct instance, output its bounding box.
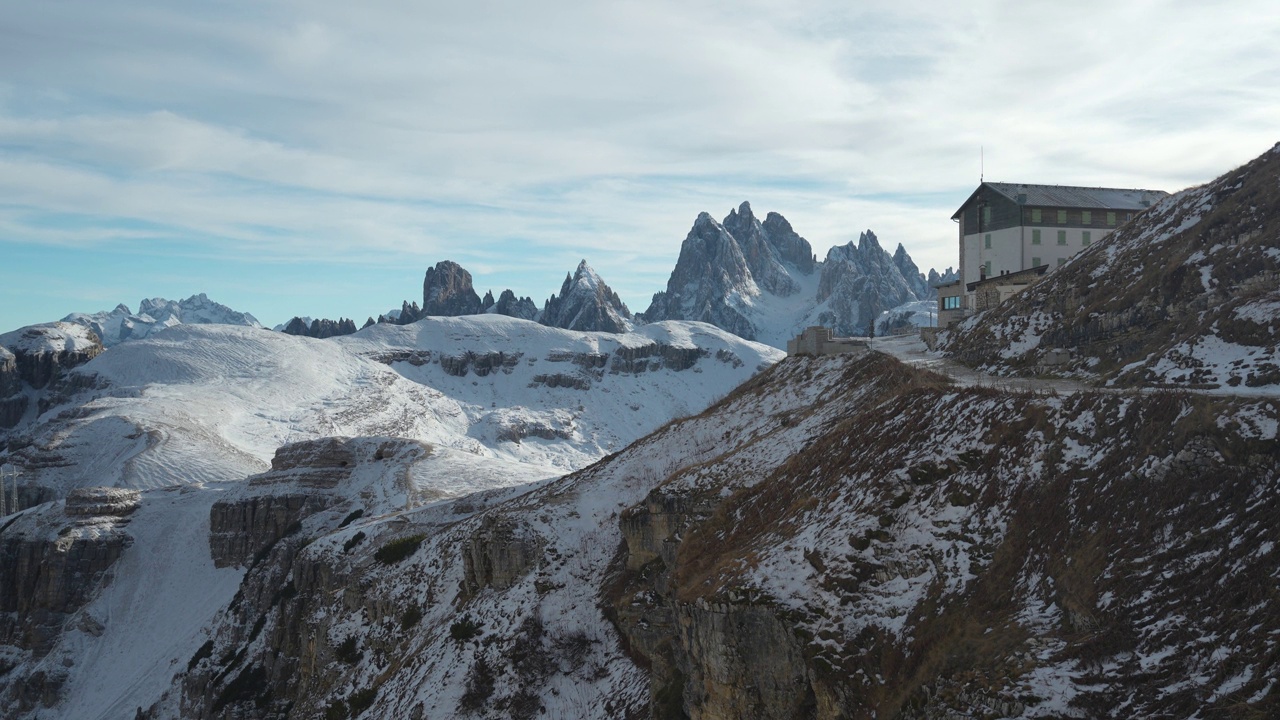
[1,0,1278,329]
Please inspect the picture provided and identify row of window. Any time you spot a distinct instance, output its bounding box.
[942,296,962,310]
[983,230,1092,248]
[1029,208,1127,226]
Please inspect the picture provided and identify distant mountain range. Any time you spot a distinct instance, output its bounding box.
[278,203,952,348]
[9,203,952,351]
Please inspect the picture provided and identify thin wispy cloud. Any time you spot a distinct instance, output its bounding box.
[1,0,1277,329]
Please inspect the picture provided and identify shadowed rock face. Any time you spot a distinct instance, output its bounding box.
[422,260,484,317]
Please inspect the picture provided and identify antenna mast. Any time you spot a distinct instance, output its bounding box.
[980,146,984,183]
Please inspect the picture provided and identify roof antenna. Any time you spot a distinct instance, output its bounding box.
[980,146,984,183]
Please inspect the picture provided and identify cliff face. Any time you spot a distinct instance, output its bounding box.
[423,260,485,317]
[0,322,104,430]
[0,488,139,713]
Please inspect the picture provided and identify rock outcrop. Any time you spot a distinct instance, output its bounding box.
[0,346,24,428]
[816,230,920,337]
[539,260,632,333]
[422,260,484,317]
[0,322,103,390]
[208,437,427,568]
[281,316,358,339]
[490,289,539,321]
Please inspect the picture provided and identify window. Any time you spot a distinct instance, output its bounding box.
[982,206,991,225]
[984,233,991,249]
[1107,211,1116,225]
[1057,210,1067,223]
[1032,208,1042,223]
[1082,231,1092,246]
[1081,210,1092,224]
[1032,256,1041,267]
[1032,229,1041,245]
[942,296,961,310]
[984,261,992,276]
[1057,230,1067,245]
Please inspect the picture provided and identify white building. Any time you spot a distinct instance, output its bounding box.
[940,182,1168,326]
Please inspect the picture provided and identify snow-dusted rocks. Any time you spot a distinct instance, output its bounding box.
[0,321,103,392]
[63,293,261,347]
[539,260,632,333]
[489,288,539,321]
[643,202,935,347]
[816,230,920,337]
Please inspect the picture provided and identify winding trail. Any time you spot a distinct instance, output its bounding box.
[871,335,1090,394]
[870,334,1280,399]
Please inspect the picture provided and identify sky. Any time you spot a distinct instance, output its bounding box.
[2,0,1278,332]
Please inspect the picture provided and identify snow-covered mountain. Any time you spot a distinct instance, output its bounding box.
[62,293,261,347]
[642,202,938,347]
[0,314,781,715]
[539,260,632,333]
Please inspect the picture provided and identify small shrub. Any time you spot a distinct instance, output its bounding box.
[187,639,214,671]
[348,686,377,715]
[343,531,366,553]
[334,636,362,664]
[338,508,365,529]
[450,616,483,643]
[325,700,348,720]
[374,533,425,564]
[459,655,495,712]
[401,604,423,631]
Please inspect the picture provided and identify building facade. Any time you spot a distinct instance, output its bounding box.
[941,182,1168,326]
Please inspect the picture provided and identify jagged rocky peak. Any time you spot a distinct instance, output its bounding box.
[722,201,801,296]
[490,288,539,321]
[761,211,816,274]
[892,241,932,299]
[422,260,484,316]
[817,229,919,336]
[643,211,758,339]
[540,259,633,333]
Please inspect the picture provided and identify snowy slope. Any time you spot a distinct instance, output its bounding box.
[6,316,780,495]
[0,314,781,718]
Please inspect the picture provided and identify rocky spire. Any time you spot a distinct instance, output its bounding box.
[540,260,632,333]
[422,261,483,316]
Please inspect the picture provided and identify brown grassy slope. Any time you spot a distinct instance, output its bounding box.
[659,352,1280,718]
[942,143,1280,388]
